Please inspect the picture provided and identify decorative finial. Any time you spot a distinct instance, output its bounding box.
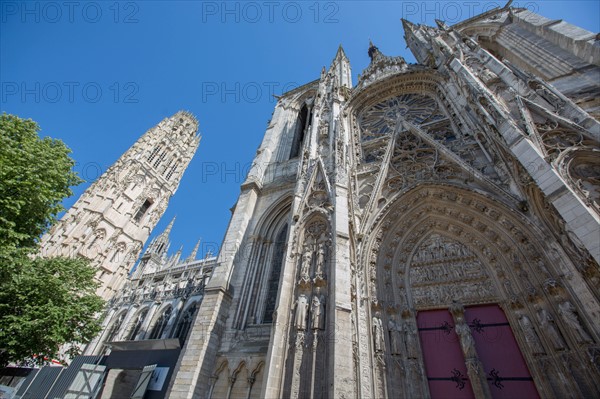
[335,44,348,61]
[188,238,201,261]
[163,215,176,235]
[435,19,449,30]
[368,40,380,61]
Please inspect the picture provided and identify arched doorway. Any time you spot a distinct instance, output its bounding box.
[361,185,599,398]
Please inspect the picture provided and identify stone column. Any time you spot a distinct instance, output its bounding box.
[328,182,356,398]
[166,287,232,398]
[450,304,492,399]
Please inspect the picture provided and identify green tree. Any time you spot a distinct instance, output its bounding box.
[0,113,104,366]
[0,114,81,248]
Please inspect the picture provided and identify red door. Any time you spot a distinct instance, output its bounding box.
[464,305,539,399]
[417,309,476,398]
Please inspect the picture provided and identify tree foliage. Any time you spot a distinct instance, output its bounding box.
[0,256,104,365]
[0,113,104,366]
[0,114,82,249]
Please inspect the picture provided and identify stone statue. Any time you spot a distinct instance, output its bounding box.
[300,250,312,280]
[518,314,545,355]
[372,314,384,352]
[295,331,305,349]
[315,242,326,279]
[311,295,325,330]
[455,315,477,359]
[404,319,419,359]
[537,308,566,350]
[123,284,132,297]
[388,316,402,355]
[558,301,592,344]
[530,81,565,111]
[294,294,309,330]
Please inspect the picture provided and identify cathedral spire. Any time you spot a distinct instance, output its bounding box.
[146,216,175,257]
[187,238,201,261]
[402,17,435,65]
[327,44,352,88]
[162,216,176,237]
[334,44,348,63]
[435,19,450,30]
[401,18,417,35]
[170,245,183,267]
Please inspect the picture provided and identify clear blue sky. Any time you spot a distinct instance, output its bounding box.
[2,1,599,261]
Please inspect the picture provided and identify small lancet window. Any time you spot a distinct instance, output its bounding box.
[165,161,179,180]
[153,150,167,168]
[148,146,162,163]
[110,249,121,263]
[263,225,288,323]
[133,199,152,223]
[289,104,311,159]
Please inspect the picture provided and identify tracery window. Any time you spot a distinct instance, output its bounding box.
[263,225,288,323]
[173,303,197,344]
[358,93,444,143]
[128,309,148,340]
[109,242,126,263]
[290,105,310,159]
[153,150,168,168]
[87,229,105,249]
[149,307,172,339]
[148,145,162,163]
[165,161,179,180]
[105,312,126,343]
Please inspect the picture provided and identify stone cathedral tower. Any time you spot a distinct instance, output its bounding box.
[40,111,200,300]
[164,6,599,399]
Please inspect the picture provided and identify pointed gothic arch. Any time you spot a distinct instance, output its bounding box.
[290,104,311,159]
[228,360,248,399]
[359,184,600,398]
[127,307,149,341]
[149,305,173,340]
[104,310,127,344]
[173,301,198,344]
[248,361,265,398]
[233,195,292,328]
[263,224,289,324]
[208,360,229,399]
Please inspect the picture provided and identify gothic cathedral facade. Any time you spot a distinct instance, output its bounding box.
[40,111,200,300]
[163,6,600,399]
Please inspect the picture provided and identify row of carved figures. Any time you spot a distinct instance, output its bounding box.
[294,294,325,331]
[372,313,419,357]
[520,301,593,354]
[299,243,327,282]
[370,300,593,359]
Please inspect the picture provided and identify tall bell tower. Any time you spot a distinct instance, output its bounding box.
[40,111,200,300]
